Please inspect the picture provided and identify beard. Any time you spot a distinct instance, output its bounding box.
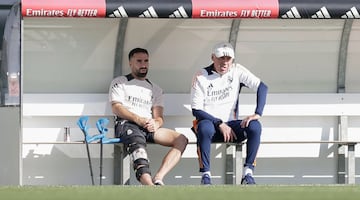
[136,68,148,78]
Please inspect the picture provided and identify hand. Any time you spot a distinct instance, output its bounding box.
[143,118,159,132]
[240,114,260,128]
[218,123,237,142]
[134,116,148,127]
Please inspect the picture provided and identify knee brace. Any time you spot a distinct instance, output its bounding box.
[128,143,151,181]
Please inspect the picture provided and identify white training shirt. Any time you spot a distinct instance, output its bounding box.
[109,75,164,119]
[191,63,261,121]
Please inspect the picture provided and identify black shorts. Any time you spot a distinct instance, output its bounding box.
[115,119,155,146]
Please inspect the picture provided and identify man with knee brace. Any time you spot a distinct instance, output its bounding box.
[190,42,268,185]
[109,48,188,185]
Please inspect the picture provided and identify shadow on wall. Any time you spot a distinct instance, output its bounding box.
[22,144,115,185]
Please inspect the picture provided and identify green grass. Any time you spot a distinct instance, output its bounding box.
[1,185,360,200]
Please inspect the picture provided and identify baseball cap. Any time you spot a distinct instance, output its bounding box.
[212,42,235,58]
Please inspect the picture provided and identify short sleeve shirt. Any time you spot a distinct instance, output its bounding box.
[109,74,164,119]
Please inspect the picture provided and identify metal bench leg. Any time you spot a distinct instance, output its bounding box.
[347,143,356,184]
[225,144,234,184]
[235,143,243,185]
[114,143,130,185]
[337,144,346,184]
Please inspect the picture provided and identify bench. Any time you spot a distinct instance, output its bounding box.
[23,93,360,185]
[115,93,360,185]
[114,141,359,185]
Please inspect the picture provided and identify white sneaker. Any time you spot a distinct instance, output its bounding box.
[154,180,164,186]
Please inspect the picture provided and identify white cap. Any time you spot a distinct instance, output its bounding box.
[212,42,235,58]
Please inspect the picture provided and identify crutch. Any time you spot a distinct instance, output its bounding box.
[77,116,108,185]
[96,118,120,185]
[77,116,95,185]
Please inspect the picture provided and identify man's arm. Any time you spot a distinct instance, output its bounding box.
[111,102,147,127]
[150,106,164,130]
[192,109,223,126]
[192,106,236,142]
[240,81,268,128]
[255,81,268,116]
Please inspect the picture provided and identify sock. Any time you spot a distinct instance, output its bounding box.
[243,166,253,176]
[202,171,211,177]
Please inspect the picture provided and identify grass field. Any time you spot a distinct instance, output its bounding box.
[1,185,360,200]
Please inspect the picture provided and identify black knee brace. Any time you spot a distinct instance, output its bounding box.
[127,143,151,181]
[134,158,151,181]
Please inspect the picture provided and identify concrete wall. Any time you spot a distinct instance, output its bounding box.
[0,107,21,185]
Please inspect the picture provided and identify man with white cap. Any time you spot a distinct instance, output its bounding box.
[190,42,268,185]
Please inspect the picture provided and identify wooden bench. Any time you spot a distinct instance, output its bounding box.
[23,93,360,185]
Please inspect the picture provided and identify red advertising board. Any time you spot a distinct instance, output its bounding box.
[20,0,359,19]
[22,0,106,17]
[192,0,279,18]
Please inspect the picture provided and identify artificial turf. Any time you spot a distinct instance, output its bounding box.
[1,185,359,200]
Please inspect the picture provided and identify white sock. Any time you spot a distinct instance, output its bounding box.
[202,171,211,176]
[243,167,253,176]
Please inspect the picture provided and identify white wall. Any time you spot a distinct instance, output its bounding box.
[0,107,21,185]
[21,18,360,185]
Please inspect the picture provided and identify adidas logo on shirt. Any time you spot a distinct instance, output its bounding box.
[169,6,189,18]
[281,6,301,19]
[311,6,331,18]
[341,6,360,18]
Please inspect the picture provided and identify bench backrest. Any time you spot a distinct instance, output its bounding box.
[23,93,360,117]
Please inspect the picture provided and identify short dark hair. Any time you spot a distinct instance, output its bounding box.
[128,48,149,60]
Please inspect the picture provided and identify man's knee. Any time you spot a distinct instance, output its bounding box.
[247,120,262,135]
[127,142,151,181]
[197,120,216,137]
[174,134,189,153]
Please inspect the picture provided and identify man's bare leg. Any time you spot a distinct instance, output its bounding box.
[139,173,154,185]
[152,129,188,183]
